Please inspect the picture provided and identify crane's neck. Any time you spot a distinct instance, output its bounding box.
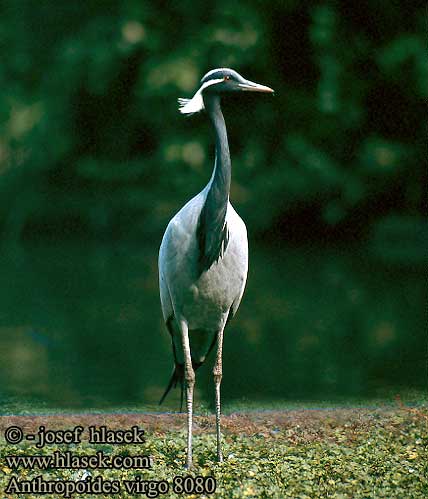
[196,95,231,274]
[205,96,231,205]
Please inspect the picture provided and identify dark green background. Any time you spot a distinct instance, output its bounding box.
[0,1,425,410]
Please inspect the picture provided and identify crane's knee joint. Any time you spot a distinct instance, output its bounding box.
[213,372,222,384]
[185,368,195,385]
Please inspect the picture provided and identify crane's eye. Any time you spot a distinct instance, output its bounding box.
[224,75,230,81]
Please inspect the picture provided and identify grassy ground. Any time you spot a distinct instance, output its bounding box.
[0,401,427,498]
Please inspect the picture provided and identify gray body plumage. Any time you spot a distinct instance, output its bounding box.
[159,188,248,366]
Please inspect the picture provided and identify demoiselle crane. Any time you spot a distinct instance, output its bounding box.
[158,68,274,468]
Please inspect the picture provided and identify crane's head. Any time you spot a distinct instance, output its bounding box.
[178,68,274,115]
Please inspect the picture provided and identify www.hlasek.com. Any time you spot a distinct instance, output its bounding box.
[5,450,152,470]
[3,424,216,497]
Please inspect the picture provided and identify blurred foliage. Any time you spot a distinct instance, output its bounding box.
[0,0,425,241]
[0,242,425,407]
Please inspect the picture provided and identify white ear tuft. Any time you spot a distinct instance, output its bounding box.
[178,94,204,115]
[178,78,224,116]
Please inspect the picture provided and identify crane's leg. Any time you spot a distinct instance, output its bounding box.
[180,318,195,469]
[213,327,224,462]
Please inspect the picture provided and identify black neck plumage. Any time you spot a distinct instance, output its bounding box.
[196,95,231,275]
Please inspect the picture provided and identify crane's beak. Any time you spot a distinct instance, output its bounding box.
[238,79,274,94]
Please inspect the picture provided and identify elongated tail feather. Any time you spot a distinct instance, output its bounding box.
[159,363,184,411]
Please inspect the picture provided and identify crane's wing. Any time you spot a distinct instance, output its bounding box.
[226,204,248,321]
[159,270,173,323]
